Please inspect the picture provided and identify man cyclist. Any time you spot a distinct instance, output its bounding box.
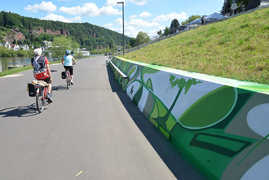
[62,50,76,85]
[31,48,53,103]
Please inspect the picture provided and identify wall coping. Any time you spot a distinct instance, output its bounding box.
[115,56,269,95]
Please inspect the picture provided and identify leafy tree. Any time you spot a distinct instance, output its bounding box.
[135,31,150,46]
[129,38,136,47]
[0,11,133,52]
[163,27,170,36]
[181,15,201,25]
[51,36,79,58]
[157,30,162,37]
[169,19,180,34]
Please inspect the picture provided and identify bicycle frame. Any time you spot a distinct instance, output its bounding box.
[34,81,49,113]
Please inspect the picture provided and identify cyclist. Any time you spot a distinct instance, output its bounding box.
[62,50,76,85]
[31,48,53,103]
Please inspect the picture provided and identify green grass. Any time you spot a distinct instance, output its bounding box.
[0,59,62,78]
[0,65,32,77]
[123,7,269,85]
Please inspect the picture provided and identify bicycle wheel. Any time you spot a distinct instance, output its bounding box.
[66,71,70,89]
[36,87,44,113]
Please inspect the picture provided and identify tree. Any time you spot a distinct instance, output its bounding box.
[163,27,170,36]
[169,19,180,34]
[157,30,162,37]
[129,38,136,47]
[181,15,201,25]
[135,31,150,46]
[51,36,79,58]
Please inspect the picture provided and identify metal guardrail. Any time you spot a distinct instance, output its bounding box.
[108,59,128,79]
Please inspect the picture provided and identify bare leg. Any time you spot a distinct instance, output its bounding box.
[48,83,52,94]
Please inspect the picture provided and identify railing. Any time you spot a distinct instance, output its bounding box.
[108,59,128,79]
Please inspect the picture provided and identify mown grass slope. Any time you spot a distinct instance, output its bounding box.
[123,7,269,84]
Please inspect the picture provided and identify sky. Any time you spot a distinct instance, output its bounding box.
[0,0,224,38]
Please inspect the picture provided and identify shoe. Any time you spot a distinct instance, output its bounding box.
[46,93,53,104]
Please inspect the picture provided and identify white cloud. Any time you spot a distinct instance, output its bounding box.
[153,12,188,23]
[100,6,121,15]
[115,18,123,25]
[104,11,188,38]
[128,0,147,6]
[60,3,99,16]
[129,18,159,28]
[60,3,120,16]
[139,11,151,18]
[42,13,81,23]
[106,0,125,6]
[25,1,57,13]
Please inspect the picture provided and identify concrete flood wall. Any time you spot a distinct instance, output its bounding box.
[110,56,269,180]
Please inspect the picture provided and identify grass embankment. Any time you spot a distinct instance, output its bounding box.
[123,7,269,84]
[0,60,62,78]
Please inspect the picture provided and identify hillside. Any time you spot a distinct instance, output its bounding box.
[0,11,131,50]
[123,7,269,85]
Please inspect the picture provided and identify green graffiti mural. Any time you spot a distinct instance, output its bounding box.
[111,57,269,180]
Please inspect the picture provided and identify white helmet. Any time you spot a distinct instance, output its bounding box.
[34,48,42,56]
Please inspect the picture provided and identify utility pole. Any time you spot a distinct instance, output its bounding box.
[117,1,125,55]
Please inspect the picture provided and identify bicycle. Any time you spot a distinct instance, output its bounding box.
[30,80,49,113]
[65,70,71,89]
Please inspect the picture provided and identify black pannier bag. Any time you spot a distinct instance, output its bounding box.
[61,71,66,79]
[28,83,36,97]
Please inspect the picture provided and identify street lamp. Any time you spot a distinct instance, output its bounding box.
[117,1,125,55]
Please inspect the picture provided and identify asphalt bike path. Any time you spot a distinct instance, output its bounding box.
[0,56,204,180]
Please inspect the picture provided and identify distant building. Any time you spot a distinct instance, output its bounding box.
[260,0,269,7]
[80,50,90,56]
[21,44,30,51]
[13,44,20,51]
[5,42,11,49]
[43,41,52,49]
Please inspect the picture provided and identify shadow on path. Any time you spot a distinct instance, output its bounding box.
[52,85,67,91]
[106,65,206,180]
[0,104,39,118]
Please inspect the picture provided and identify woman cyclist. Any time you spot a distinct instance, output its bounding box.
[31,48,53,103]
[62,50,76,85]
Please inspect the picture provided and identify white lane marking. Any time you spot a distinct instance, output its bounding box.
[75,170,83,177]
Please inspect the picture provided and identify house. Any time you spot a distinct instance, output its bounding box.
[13,44,20,51]
[260,0,269,7]
[21,44,30,51]
[80,50,90,56]
[43,41,52,49]
[5,42,11,49]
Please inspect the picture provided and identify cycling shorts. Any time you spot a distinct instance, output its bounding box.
[64,66,73,76]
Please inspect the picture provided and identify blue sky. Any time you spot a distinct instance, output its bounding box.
[1,0,224,37]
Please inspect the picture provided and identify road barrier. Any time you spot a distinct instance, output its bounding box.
[109,56,269,180]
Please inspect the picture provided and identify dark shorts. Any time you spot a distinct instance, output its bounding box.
[64,66,73,76]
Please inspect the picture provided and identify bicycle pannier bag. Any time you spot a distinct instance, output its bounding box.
[27,83,36,97]
[61,71,66,79]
